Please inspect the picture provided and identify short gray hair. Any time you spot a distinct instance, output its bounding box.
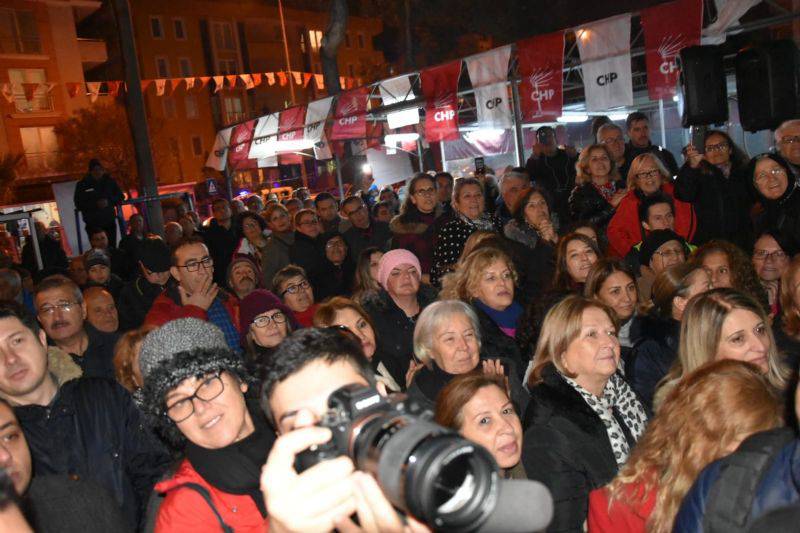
[596,123,623,143]
[413,300,481,366]
[499,170,530,190]
[775,119,800,142]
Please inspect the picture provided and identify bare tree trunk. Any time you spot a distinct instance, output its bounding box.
[320,0,348,96]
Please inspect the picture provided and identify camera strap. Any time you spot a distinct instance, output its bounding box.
[170,483,234,533]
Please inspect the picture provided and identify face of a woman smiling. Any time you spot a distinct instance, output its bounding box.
[754,157,789,201]
[431,313,480,374]
[565,239,598,284]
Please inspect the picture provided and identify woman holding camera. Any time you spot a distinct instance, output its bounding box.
[523,295,648,532]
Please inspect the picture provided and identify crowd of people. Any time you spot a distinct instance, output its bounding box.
[0,116,798,532]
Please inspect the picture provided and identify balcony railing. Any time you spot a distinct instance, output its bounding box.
[0,36,42,55]
[23,151,60,173]
[13,94,54,114]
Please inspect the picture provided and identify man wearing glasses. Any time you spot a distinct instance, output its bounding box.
[340,196,392,261]
[145,237,241,351]
[34,274,119,379]
[0,301,170,530]
[775,119,800,185]
[597,123,631,183]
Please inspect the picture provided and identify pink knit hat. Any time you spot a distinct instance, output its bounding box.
[377,249,422,289]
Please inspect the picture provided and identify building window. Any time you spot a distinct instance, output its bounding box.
[222,96,243,124]
[0,9,41,54]
[217,58,237,75]
[150,16,164,39]
[308,30,323,52]
[20,126,58,171]
[7,68,50,112]
[191,135,203,157]
[185,95,198,119]
[173,18,186,40]
[344,33,351,48]
[212,21,236,51]
[168,137,181,158]
[178,57,192,77]
[162,96,177,118]
[155,56,170,78]
[357,33,365,49]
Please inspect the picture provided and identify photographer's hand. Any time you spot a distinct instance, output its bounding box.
[261,427,358,533]
[336,472,431,533]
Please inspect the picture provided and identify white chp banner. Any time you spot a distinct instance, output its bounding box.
[247,114,279,159]
[205,127,233,171]
[304,96,334,143]
[380,75,419,130]
[465,45,512,128]
[576,14,633,111]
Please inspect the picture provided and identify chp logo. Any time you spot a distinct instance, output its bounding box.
[337,95,362,126]
[657,34,684,75]
[432,94,456,122]
[596,72,619,86]
[527,70,556,103]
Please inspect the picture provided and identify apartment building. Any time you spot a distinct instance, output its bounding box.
[0,0,105,200]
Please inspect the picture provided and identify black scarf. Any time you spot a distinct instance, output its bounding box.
[414,363,459,402]
[185,401,275,517]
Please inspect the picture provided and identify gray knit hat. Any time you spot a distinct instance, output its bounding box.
[139,318,248,448]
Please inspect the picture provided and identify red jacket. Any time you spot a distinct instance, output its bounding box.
[606,182,696,258]
[155,459,268,533]
[144,285,240,330]
[587,481,656,533]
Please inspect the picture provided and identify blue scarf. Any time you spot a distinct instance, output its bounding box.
[474,299,523,338]
[207,297,241,352]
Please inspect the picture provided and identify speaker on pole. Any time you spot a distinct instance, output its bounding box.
[735,40,799,133]
[678,45,728,127]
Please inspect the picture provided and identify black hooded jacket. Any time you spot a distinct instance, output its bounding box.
[751,158,800,256]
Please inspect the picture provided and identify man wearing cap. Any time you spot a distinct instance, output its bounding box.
[227,255,260,300]
[0,301,170,530]
[84,248,124,301]
[637,229,690,301]
[145,237,241,351]
[117,236,171,331]
[74,159,124,246]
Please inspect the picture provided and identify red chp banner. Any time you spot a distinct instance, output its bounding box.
[330,87,369,140]
[420,60,462,142]
[640,0,702,100]
[278,105,307,164]
[227,119,257,170]
[517,31,564,122]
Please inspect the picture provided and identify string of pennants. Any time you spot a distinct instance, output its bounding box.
[0,70,363,105]
[212,0,735,171]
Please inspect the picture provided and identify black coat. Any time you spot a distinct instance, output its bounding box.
[525,149,577,224]
[117,276,165,332]
[362,285,438,388]
[522,364,622,533]
[472,304,526,381]
[202,219,237,287]
[430,215,499,286]
[342,221,392,261]
[568,182,617,231]
[65,324,120,380]
[627,314,680,412]
[754,180,800,257]
[21,237,68,279]
[288,231,327,293]
[624,142,679,177]
[503,220,557,305]
[73,173,124,227]
[673,162,754,249]
[15,378,171,530]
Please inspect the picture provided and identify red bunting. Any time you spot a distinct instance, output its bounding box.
[21,83,38,102]
[170,78,183,93]
[198,76,211,89]
[227,119,258,170]
[276,72,288,87]
[225,75,238,89]
[517,31,565,122]
[106,81,122,97]
[420,60,461,142]
[66,82,83,97]
[140,80,153,93]
[330,87,369,141]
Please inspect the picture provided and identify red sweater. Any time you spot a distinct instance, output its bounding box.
[155,459,268,533]
[606,182,696,258]
[144,289,240,331]
[587,481,656,533]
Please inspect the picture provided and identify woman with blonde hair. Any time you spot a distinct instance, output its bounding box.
[568,144,626,232]
[588,359,783,533]
[523,295,648,532]
[351,247,383,304]
[113,324,157,395]
[655,288,789,409]
[441,246,525,378]
[776,255,800,370]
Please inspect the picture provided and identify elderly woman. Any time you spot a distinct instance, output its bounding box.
[313,296,402,392]
[315,232,355,300]
[749,153,800,256]
[141,319,274,532]
[238,289,296,371]
[389,173,443,279]
[361,249,437,389]
[407,300,526,413]
[675,129,753,249]
[568,143,627,233]
[272,265,318,327]
[607,153,696,258]
[440,246,526,379]
[523,295,648,532]
[655,288,789,410]
[435,373,526,479]
[430,177,499,286]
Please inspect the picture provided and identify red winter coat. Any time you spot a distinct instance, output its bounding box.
[155,459,268,533]
[144,285,240,330]
[587,481,656,533]
[606,182,696,258]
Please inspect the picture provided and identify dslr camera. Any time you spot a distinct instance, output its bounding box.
[296,385,553,533]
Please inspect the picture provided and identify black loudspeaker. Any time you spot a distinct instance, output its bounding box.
[735,40,800,133]
[678,45,728,127]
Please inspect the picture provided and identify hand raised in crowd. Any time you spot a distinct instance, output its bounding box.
[178,275,218,311]
[405,360,423,389]
[684,143,705,169]
[482,359,510,395]
[535,219,558,243]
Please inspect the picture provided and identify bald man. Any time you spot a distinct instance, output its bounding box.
[83,286,119,334]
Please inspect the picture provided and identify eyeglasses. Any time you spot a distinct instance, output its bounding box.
[778,136,800,145]
[413,187,436,197]
[252,312,287,328]
[165,373,225,422]
[281,279,310,296]
[653,248,685,260]
[753,249,787,262]
[38,301,80,316]
[325,240,346,249]
[755,167,787,184]
[176,257,213,272]
[343,204,366,217]
[600,136,624,145]
[704,142,729,153]
[637,169,661,180]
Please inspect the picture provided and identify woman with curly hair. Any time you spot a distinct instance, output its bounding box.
[588,359,783,533]
[775,255,800,371]
[692,240,768,309]
[568,144,627,233]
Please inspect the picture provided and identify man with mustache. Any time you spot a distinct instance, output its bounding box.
[34,275,119,379]
[227,255,260,300]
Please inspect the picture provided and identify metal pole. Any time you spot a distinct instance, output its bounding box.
[658,99,667,148]
[510,76,526,167]
[278,0,297,105]
[110,0,164,236]
[417,140,424,172]
[439,140,447,173]
[334,155,345,199]
[223,165,234,200]
[27,214,42,272]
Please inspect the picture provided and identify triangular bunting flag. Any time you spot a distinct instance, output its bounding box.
[292,71,302,85]
[66,82,83,97]
[184,77,196,91]
[0,83,14,104]
[154,79,166,96]
[265,73,276,86]
[240,74,254,90]
[314,74,324,90]
[198,76,211,89]
[170,78,183,93]
[251,73,262,86]
[141,80,153,93]
[225,74,238,89]
[213,76,224,93]
[106,81,122,97]
[276,72,287,87]
[22,83,38,102]
[86,81,102,102]
[303,73,313,87]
